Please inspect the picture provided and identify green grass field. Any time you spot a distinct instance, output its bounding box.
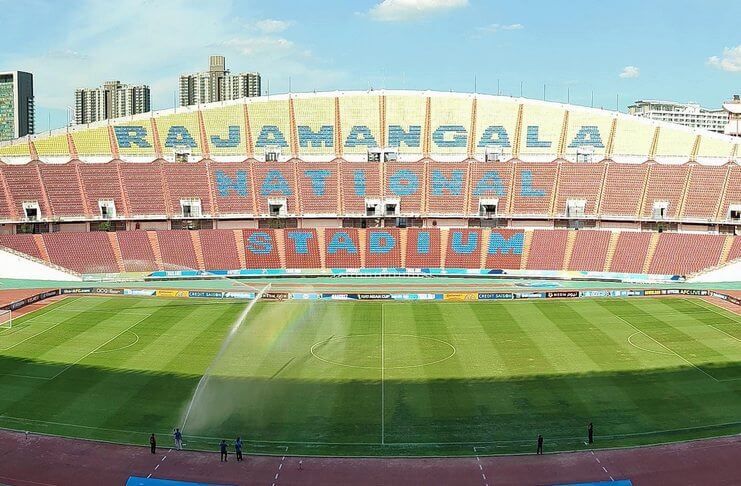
[0,295,739,456]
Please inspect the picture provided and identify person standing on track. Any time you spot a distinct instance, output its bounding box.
[220,439,228,462]
[536,434,543,455]
[174,428,183,450]
[235,437,243,461]
[588,422,594,444]
[150,433,157,454]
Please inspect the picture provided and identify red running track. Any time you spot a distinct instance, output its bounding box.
[0,430,738,485]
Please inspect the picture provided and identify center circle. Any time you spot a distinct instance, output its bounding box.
[310,334,456,370]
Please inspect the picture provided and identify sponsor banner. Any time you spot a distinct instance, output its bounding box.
[643,290,662,296]
[357,294,393,300]
[2,289,60,311]
[155,289,190,298]
[292,293,320,300]
[728,295,741,306]
[710,291,727,300]
[581,290,609,298]
[517,292,545,299]
[262,292,290,301]
[188,291,224,299]
[124,289,156,296]
[92,288,125,295]
[61,288,93,294]
[390,293,438,300]
[478,292,514,300]
[677,289,708,296]
[443,292,478,301]
[546,291,579,299]
[663,289,680,295]
[223,292,255,300]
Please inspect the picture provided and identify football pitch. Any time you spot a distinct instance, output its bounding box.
[0,294,739,456]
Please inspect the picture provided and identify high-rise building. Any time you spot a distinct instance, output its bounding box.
[627,99,728,133]
[74,81,150,125]
[0,71,34,142]
[179,55,261,107]
[722,95,741,137]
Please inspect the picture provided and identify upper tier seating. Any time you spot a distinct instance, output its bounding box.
[641,164,688,219]
[682,165,727,220]
[1,163,50,219]
[600,163,648,217]
[296,162,339,215]
[42,231,119,273]
[209,161,254,215]
[120,162,168,216]
[339,161,382,215]
[385,162,424,214]
[78,162,126,220]
[38,162,86,217]
[511,163,557,215]
[554,163,604,217]
[426,162,468,215]
[164,161,213,217]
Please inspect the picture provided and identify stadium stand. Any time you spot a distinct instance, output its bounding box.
[648,233,726,275]
[0,233,43,259]
[385,162,424,214]
[405,228,441,268]
[243,229,282,269]
[1,162,50,219]
[526,229,569,270]
[600,163,649,217]
[641,164,689,219]
[163,160,213,217]
[609,231,653,273]
[365,228,402,268]
[467,161,513,216]
[444,229,482,268]
[119,162,168,216]
[115,230,158,272]
[42,231,119,274]
[719,164,741,222]
[209,161,254,216]
[252,163,297,215]
[325,228,362,268]
[297,162,339,215]
[511,163,557,215]
[426,162,469,215]
[682,165,727,220]
[339,161,381,215]
[284,228,322,268]
[567,230,611,271]
[484,229,524,269]
[553,162,604,217]
[155,230,200,270]
[199,229,241,270]
[78,162,126,220]
[38,162,87,218]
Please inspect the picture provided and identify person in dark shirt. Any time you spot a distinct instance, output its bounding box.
[220,439,228,462]
[174,428,183,450]
[537,434,544,455]
[588,422,594,444]
[150,433,157,454]
[235,437,243,461]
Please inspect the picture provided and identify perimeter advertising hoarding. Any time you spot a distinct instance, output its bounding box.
[155,290,190,298]
[188,291,224,298]
[443,293,478,301]
[223,292,255,300]
[262,292,291,300]
[61,288,93,294]
[517,292,545,299]
[477,293,514,300]
[546,291,579,299]
[2,289,60,311]
[124,289,156,296]
[356,294,393,300]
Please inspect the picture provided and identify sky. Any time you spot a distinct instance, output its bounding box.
[1,0,740,132]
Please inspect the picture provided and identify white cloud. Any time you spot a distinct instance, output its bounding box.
[619,66,640,79]
[368,0,468,22]
[707,45,741,72]
[254,19,293,34]
[1,0,345,112]
[476,23,524,33]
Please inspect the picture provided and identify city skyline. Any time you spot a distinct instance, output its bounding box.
[0,0,739,132]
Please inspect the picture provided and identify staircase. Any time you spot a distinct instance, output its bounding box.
[561,230,578,271]
[676,164,694,219]
[440,229,449,268]
[190,231,206,271]
[274,229,287,268]
[718,235,736,266]
[603,231,621,272]
[33,234,50,262]
[520,230,534,269]
[479,229,490,269]
[641,232,661,274]
[234,229,247,268]
[316,228,326,269]
[637,164,653,218]
[358,229,367,268]
[147,231,164,270]
[107,232,125,272]
[399,228,408,268]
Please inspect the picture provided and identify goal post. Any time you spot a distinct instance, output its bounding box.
[0,309,11,329]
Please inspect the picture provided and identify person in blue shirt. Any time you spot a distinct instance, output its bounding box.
[235,437,243,461]
[220,439,228,462]
[173,428,183,450]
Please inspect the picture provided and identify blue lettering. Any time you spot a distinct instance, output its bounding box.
[211,126,240,148]
[327,231,358,254]
[246,232,273,255]
[525,126,551,148]
[416,231,430,254]
[304,170,330,196]
[477,125,511,148]
[388,125,421,147]
[165,126,198,148]
[256,125,289,148]
[473,171,505,196]
[353,170,366,196]
[369,231,395,254]
[389,169,419,196]
[298,125,334,148]
[114,126,151,149]
[344,125,377,148]
[432,125,467,148]
[520,170,545,197]
[450,231,478,254]
[488,232,523,255]
[287,231,313,254]
[260,169,292,196]
[215,170,248,197]
[568,125,604,148]
[431,169,464,196]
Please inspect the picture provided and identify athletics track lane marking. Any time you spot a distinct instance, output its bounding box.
[472,447,490,486]
[147,449,170,479]
[271,446,289,486]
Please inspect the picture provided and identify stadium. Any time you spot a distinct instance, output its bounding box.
[0,90,739,485]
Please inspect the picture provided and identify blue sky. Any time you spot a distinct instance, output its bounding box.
[1,0,739,132]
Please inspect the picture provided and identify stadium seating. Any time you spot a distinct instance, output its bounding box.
[163,161,213,217]
[385,162,424,214]
[1,162,50,219]
[209,161,254,215]
[0,233,43,259]
[484,229,523,269]
[510,163,556,215]
[284,228,321,268]
[252,163,297,215]
[444,229,482,268]
[405,228,441,268]
[243,228,282,268]
[609,232,653,273]
[119,162,168,216]
[115,230,158,272]
[78,162,126,220]
[467,161,513,216]
[682,165,727,220]
[325,228,361,268]
[600,163,648,217]
[426,162,468,215]
[339,160,381,214]
[719,165,741,222]
[199,229,241,270]
[567,230,611,272]
[641,164,688,219]
[365,228,401,267]
[526,229,568,270]
[554,162,604,217]
[38,162,86,217]
[155,230,200,270]
[42,231,119,274]
[297,162,339,215]
[648,233,726,275]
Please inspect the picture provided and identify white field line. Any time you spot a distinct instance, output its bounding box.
[91,332,140,354]
[611,308,721,383]
[49,314,152,380]
[682,299,741,341]
[380,302,385,446]
[626,332,672,356]
[0,299,82,351]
